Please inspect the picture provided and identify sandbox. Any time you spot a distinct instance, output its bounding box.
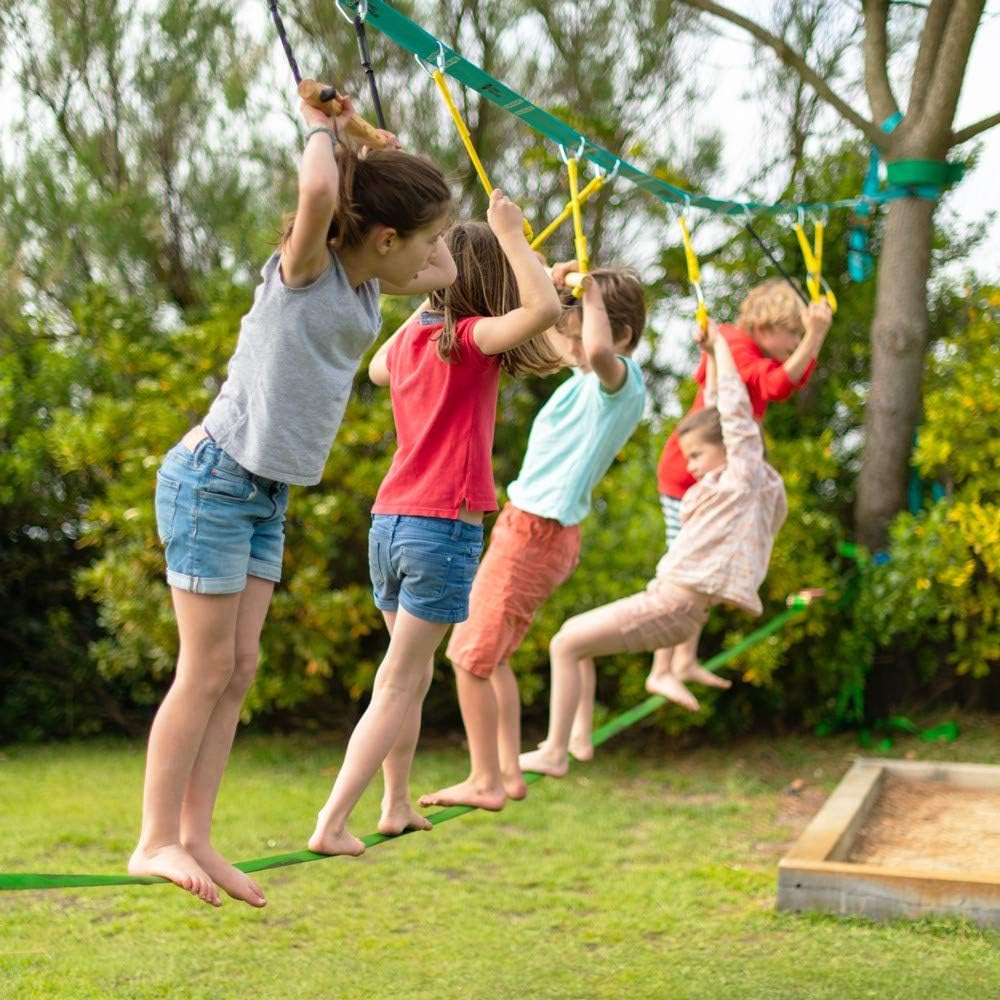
[777,758,1000,927]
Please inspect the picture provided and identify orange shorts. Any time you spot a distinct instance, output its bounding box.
[446,504,581,677]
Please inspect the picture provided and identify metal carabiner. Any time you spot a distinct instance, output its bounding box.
[334,0,367,25]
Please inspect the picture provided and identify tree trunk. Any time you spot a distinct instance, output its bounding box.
[854,195,936,549]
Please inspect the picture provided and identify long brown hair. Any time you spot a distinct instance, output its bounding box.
[281,147,452,251]
[426,221,561,377]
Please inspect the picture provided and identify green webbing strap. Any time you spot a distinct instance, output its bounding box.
[0,596,811,892]
[858,717,960,751]
[884,159,964,192]
[339,1,952,217]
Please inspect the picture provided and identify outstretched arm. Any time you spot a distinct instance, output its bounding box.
[707,327,764,483]
[472,190,562,356]
[368,300,431,386]
[782,300,833,383]
[281,96,358,289]
[696,323,719,406]
[551,260,626,392]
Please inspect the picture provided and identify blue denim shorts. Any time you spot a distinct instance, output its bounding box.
[369,514,484,624]
[155,436,290,595]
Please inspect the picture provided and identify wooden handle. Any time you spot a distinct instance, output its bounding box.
[298,79,388,150]
[564,271,593,291]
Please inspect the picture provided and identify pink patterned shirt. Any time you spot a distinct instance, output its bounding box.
[657,372,787,615]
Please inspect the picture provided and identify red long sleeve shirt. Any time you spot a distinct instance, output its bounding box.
[656,324,815,499]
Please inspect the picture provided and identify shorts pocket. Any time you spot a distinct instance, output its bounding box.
[401,549,453,602]
[198,467,257,503]
[368,533,387,593]
[154,473,181,545]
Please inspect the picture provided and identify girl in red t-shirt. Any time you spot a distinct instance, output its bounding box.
[308,190,562,855]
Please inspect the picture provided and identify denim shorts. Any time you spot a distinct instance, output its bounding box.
[369,514,484,624]
[155,437,290,594]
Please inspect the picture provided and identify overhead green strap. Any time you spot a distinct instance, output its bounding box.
[0,593,813,891]
[338,1,952,218]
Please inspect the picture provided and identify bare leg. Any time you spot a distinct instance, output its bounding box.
[567,658,596,761]
[646,645,675,684]
[519,605,632,778]
[128,588,246,906]
[379,696,435,834]
[179,576,273,907]
[491,662,527,800]
[666,626,731,708]
[419,666,507,811]
[378,610,434,834]
[645,627,729,712]
[309,608,448,855]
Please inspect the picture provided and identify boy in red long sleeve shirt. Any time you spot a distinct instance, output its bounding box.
[648,278,833,711]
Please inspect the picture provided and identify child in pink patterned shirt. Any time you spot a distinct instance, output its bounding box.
[519,322,787,777]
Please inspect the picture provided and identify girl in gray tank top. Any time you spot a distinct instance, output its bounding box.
[129,92,455,908]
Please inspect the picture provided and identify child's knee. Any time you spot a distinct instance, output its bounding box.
[230,649,260,693]
[550,623,582,660]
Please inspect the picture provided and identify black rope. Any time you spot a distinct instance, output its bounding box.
[267,0,302,85]
[351,9,386,128]
[744,221,810,305]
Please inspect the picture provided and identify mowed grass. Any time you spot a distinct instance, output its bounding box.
[1,715,998,999]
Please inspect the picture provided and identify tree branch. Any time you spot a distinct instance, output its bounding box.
[678,0,886,146]
[922,0,987,143]
[908,0,953,115]
[951,109,1000,145]
[861,0,900,122]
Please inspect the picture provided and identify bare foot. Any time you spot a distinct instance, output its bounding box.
[567,735,594,762]
[418,778,506,811]
[377,800,434,836]
[185,842,266,908]
[308,819,365,856]
[645,672,700,711]
[502,768,528,800]
[675,662,732,691]
[518,745,569,778]
[128,843,221,907]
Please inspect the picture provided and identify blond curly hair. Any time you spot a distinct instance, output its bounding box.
[737,279,805,335]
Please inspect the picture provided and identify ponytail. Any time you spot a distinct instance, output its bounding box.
[282,146,452,251]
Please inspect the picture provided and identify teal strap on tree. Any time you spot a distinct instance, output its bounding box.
[0,593,814,892]
[848,113,902,282]
[340,1,938,220]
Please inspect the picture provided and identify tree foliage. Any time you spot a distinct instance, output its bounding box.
[0,0,996,742]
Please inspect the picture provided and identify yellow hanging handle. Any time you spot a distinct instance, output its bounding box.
[431,68,533,242]
[565,157,591,298]
[677,213,709,333]
[531,173,605,250]
[793,216,838,313]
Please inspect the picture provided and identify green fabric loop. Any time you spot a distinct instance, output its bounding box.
[885,159,965,190]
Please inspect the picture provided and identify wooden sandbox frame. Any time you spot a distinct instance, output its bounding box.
[777,758,1000,927]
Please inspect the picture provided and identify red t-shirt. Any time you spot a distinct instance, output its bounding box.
[656,323,815,499]
[372,314,502,518]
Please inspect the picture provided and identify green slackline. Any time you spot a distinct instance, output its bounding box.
[0,597,811,892]
[337,0,956,216]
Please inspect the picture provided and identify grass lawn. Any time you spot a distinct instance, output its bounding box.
[1,714,998,999]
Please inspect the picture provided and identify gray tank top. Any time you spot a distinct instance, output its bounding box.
[203,251,382,485]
